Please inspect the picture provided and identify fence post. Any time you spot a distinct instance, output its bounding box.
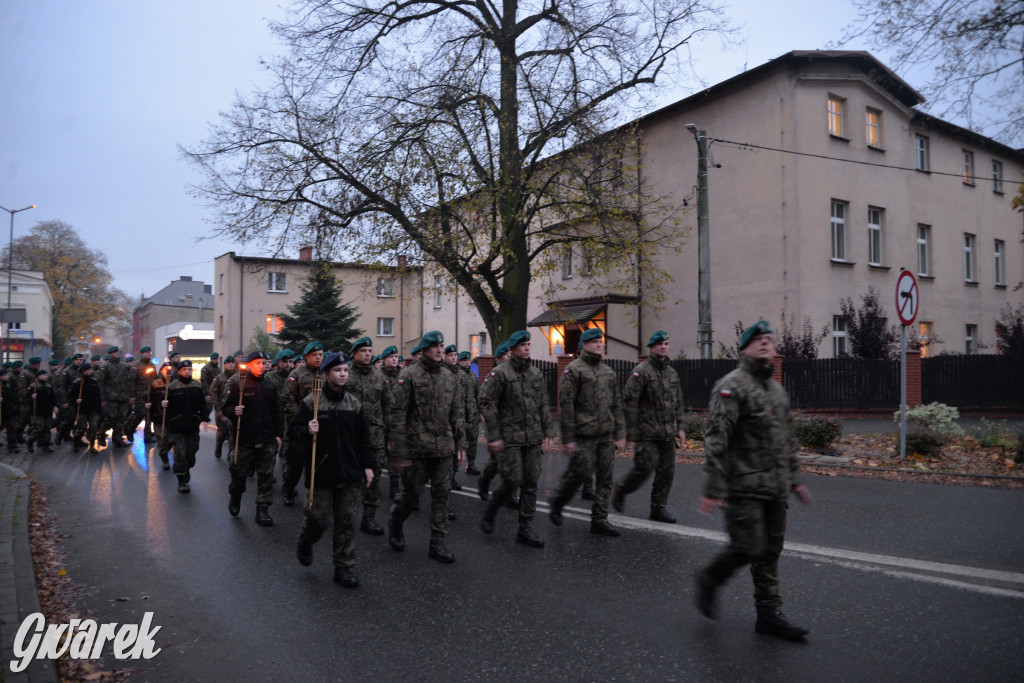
[476,355,495,383]
[771,355,783,385]
[556,354,574,408]
[906,349,922,407]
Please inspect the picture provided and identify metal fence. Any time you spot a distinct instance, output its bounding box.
[672,359,738,410]
[783,358,901,410]
[922,355,1024,408]
[532,358,560,408]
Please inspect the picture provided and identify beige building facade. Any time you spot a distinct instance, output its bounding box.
[0,269,54,362]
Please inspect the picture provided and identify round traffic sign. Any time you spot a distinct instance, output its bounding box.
[895,270,919,326]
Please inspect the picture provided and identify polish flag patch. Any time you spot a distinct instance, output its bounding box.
[720,389,733,398]
[489,372,496,377]
[632,372,639,377]
[397,379,404,385]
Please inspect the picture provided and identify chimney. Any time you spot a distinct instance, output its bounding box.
[299,246,313,261]
[180,275,193,281]
[397,254,408,268]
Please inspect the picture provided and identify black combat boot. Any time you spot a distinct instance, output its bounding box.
[54,431,63,445]
[361,514,384,535]
[755,611,810,640]
[388,518,405,551]
[581,479,596,500]
[695,571,717,619]
[333,566,358,588]
[214,440,223,459]
[296,542,313,567]
[388,475,398,500]
[176,475,191,493]
[465,464,481,475]
[611,485,625,513]
[478,474,491,501]
[282,488,296,507]
[125,430,134,443]
[649,507,677,524]
[228,492,242,517]
[548,497,564,527]
[480,510,496,534]
[428,539,455,563]
[590,519,621,537]
[451,474,462,491]
[505,493,520,509]
[516,526,545,548]
[255,505,273,527]
[160,453,170,471]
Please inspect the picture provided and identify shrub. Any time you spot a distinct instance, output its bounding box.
[897,427,945,458]
[973,418,1014,449]
[894,402,965,438]
[682,414,706,441]
[793,415,843,450]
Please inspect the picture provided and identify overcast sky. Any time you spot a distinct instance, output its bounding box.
[1,0,904,300]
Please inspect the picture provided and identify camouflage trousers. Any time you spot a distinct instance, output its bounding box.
[360,446,388,516]
[30,414,54,448]
[463,422,480,468]
[700,497,788,613]
[389,456,453,540]
[216,415,234,454]
[104,400,130,438]
[551,436,615,522]
[485,443,543,528]
[616,439,676,511]
[167,431,199,477]
[299,482,361,568]
[229,443,277,506]
[281,435,305,495]
[73,411,103,447]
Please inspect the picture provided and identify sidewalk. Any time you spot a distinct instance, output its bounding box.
[0,450,58,683]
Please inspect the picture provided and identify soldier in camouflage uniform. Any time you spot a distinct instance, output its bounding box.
[210,356,238,459]
[69,362,103,453]
[17,357,42,442]
[387,331,465,563]
[612,331,685,523]
[457,351,482,475]
[345,337,389,535]
[50,359,69,445]
[58,355,84,444]
[97,346,133,447]
[694,321,811,640]
[477,330,553,547]
[477,340,509,500]
[292,352,376,588]
[442,344,469,493]
[200,352,221,422]
[27,365,56,453]
[281,341,324,503]
[378,345,401,499]
[548,328,625,537]
[126,347,159,443]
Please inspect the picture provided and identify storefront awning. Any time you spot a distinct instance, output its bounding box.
[527,303,605,327]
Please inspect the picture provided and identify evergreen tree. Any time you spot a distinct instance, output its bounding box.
[839,287,900,359]
[276,262,363,352]
[995,303,1024,355]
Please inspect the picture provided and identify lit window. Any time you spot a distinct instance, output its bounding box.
[915,135,929,171]
[833,316,847,357]
[994,239,1005,286]
[868,207,883,266]
[963,233,977,282]
[918,322,933,358]
[827,95,845,137]
[268,272,287,293]
[965,324,977,355]
[992,160,1004,193]
[377,317,394,337]
[377,277,395,297]
[266,315,283,335]
[830,200,847,261]
[865,109,882,148]
[917,224,931,276]
[962,150,975,185]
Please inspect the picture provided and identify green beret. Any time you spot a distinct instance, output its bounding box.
[580,328,603,343]
[646,330,669,347]
[91,355,101,361]
[274,349,295,362]
[380,345,398,359]
[28,356,41,365]
[63,357,72,365]
[350,337,372,353]
[371,354,380,365]
[209,352,220,360]
[37,367,49,375]
[412,331,444,355]
[739,321,774,350]
[303,341,323,356]
[507,329,530,348]
[444,344,457,354]
[139,346,152,353]
[167,350,180,358]
[494,341,510,357]
[73,353,84,360]
[12,360,23,367]
[224,355,235,363]
[233,349,244,357]
[107,346,119,354]
[458,351,471,361]
[2,362,11,368]
[48,358,60,366]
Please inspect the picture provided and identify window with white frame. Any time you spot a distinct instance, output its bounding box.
[268,272,287,292]
[434,275,442,308]
[377,317,394,337]
[917,224,931,276]
[266,315,283,335]
[962,150,975,185]
[965,324,977,354]
[377,277,395,297]
[868,207,883,265]
[830,200,847,261]
[827,95,845,137]
[915,135,930,171]
[832,316,848,356]
[994,239,1005,286]
[963,233,977,282]
[992,160,1004,193]
[865,108,882,148]
[562,246,573,279]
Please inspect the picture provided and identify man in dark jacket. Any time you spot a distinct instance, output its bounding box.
[695,321,812,640]
[224,351,283,526]
[291,352,375,587]
[69,363,103,453]
[27,366,56,453]
[162,360,206,493]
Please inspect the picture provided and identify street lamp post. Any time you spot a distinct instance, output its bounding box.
[0,204,37,364]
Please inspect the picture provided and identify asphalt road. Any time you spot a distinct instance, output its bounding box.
[28,428,1024,682]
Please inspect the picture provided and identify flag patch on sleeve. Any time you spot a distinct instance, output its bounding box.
[397,379,404,385]
[632,372,639,377]
[720,389,733,398]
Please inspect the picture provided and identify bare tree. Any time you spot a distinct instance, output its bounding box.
[184,0,730,340]
[835,0,1024,145]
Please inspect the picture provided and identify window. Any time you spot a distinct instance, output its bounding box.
[963,233,977,282]
[562,246,573,279]
[830,200,847,261]
[266,315,283,335]
[965,324,977,355]
[962,150,975,185]
[827,95,845,137]
[377,317,394,337]
[915,135,930,171]
[865,108,882,148]
[832,316,848,357]
[994,239,1005,286]
[377,277,395,297]
[268,272,287,293]
[868,207,883,266]
[917,224,931,276]
[434,275,442,309]
[579,247,593,277]
[219,273,224,294]
[918,322,934,358]
[992,160,1004,193]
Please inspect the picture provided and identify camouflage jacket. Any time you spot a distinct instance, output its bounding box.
[97,359,133,402]
[209,368,238,412]
[17,368,39,406]
[132,360,161,404]
[478,355,553,447]
[559,350,625,444]
[624,356,685,442]
[51,368,69,405]
[200,362,221,395]
[389,356,465,459]
[449,363,479,432]
[283,365,320,422]
[346,361,389,451]
[702,354,800,501]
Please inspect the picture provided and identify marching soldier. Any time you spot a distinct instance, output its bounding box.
[478,341,510,501]
[49,359,68,446]
[69,362,103,454]
[612,331,685,523]
[161,360,206,493]
[200,352,221,421]
[477,330,553,547]
[1,367,17,452]
[442,344,469,493]
[548,328,625,537]
[695,321,812,640]
[27,365,56,453]
[345,337,389,535]
[387,331,465,563]
[58,355,84,444]
[97,346,133,447]
[267,349,295,390]
[17,357,43,441]
[457,351,482,475]
[281,341,324,505]
[210,355,238,459]
[378,345,401,499]
[127,347,160,443]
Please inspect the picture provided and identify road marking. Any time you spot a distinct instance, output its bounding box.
[452,488,1024,598]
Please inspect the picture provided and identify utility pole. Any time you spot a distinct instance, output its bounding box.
[685,124,712,359]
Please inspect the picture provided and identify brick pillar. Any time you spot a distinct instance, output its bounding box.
[771,355,783,384]
[906,349,922,407]
[556,354,574,408]
[476,355,495,382]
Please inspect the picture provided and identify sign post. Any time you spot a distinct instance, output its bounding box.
[895,269,919,458]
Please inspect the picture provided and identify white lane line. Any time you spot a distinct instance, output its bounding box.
[452,488,1024,597]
